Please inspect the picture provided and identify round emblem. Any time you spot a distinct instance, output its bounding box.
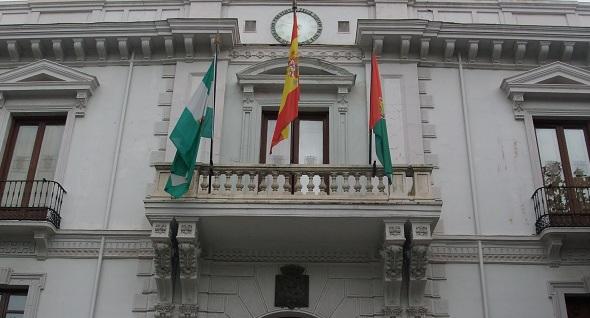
[271,8,322,45]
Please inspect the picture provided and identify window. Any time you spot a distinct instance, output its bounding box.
[535,121,590,187]
[245,20,256,32]
[260,111,329,164]
[566,294,590,318]
[337,21,349,33]
[0,288,27,318]
[0,116,66,206]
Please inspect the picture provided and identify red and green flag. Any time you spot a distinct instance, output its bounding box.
[369,54,393,181]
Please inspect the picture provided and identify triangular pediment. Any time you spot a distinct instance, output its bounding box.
[0,59,99,88]
[501,62,590,98]
[237,57,356,89]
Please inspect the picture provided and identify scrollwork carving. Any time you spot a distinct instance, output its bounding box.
[153,242,171,278]
[381,245,403,280]
[410,246,429,280]
[178,242,201,278]
[179,304,199,318]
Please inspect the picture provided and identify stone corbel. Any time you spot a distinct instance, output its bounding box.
[52,39,64,61]
[337,86,349,113]
[75,90,89,117]
[444,39,455,62]
[400,36,411,59]
[511,93,525,120]
[420,38,430,60]
[176,220,201,306]
[382,222,405,313]
[514,41,527,64]
[0,92,5,108]
[151,221,173,303]
[467,40,479,63]
[409,222,431,309]
[538,41,551,64]
[491,40,503,63]
[242,85,255,112]
[154,303,174,318]
[184,35,194,58]
[73,38,85,61]
[372,36,384,56]
[31,40,43,59]
[141,37,152,60]
[543,234,564,267]
[7,40,19,62]
[96,38,107,61]
[179,304,199,318]
[164,36,175,58]
[33,230,50,260]
[118,37,129,60]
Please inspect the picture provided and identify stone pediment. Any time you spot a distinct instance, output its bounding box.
[236,57,356,89]
[0,59,99,93]
[0,59,99,117]
[501,61,590,99]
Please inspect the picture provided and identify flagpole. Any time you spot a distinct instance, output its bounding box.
[208,34,220,194]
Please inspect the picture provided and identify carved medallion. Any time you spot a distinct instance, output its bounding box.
[275,264,309,309]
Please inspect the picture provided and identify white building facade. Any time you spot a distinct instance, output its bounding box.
[0,0,589,318]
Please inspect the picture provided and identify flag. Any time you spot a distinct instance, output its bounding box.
[369,54,393,181]
[165,61,215,198]
[270,8,300,153]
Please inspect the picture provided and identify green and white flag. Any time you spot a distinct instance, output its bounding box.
[165,61,215,198]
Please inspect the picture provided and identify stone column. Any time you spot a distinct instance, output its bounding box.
[240,85,255,162]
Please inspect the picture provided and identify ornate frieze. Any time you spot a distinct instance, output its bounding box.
[230,46,363,63]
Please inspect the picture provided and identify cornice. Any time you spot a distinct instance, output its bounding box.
[0,18,239,63]
[356,19,590,67]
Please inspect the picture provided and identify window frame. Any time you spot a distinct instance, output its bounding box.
[534,120,590,187]
[259,111,329,164]
[0,286,28,318]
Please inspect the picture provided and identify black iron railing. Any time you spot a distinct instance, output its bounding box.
[0,179,66,228]
[532,185,590,234]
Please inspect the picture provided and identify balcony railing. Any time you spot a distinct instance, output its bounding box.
[149,164,435,202]
[532,185,590,234]
[0,180,66,228]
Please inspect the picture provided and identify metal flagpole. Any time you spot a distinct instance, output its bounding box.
[208,34,220,194]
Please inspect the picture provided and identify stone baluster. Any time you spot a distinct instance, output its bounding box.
[342,172,351,193]
[258,170,268,193]
[223,170,232,193]
[329,172,338,194]
[199,168,209,193]
[319,174,328,195]
[390,170,407,199]
[294,172,303,195]
[284,174,292,194]
[377,175,386,194]
[236,171,244,193]
[353,172,362,193]
[306,173,315,194]
[366,171,374,194]
[248,171,256,193]
[212,170,221,194]
[271,171,279,192]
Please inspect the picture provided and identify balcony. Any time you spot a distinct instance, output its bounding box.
[148,163,436,202]
[532,186,590,234]
[0,179,65,229]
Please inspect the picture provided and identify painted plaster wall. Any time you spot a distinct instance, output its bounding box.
[199,261,382,318]
[429,67,538,235]
[225,5,369,45]
[94,259,145,318]
[60,65,160,230]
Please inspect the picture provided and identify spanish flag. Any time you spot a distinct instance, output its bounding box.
[270,5,299,154]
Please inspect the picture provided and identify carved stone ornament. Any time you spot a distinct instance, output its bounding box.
[178,242,201,278]
[381,245,403,281]
[179,304,199,318]
[179,224,193,235]
[407,306,428,318]
[153,242,172,278]
[415,226,428,237]
[389,225,402,237]
[154,224,167,234]
[384,305,403,316]
[410,246,430,280]
[275,264,309,309]
[511,93,525,120]
[155,303,174,318]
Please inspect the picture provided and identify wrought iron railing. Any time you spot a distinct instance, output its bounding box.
[0,179,66,228]
[149,164,435,201]
[532,185,590,234]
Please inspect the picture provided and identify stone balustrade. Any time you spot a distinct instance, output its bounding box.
[149,164,434,202]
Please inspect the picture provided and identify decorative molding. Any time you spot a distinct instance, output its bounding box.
[0,59,99,117]
[176,221,200,305]
[500,61,590,119]
[230,46,363,63]
[382,245,403,281]
[237,57,356,89]
[208,247,375,263]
